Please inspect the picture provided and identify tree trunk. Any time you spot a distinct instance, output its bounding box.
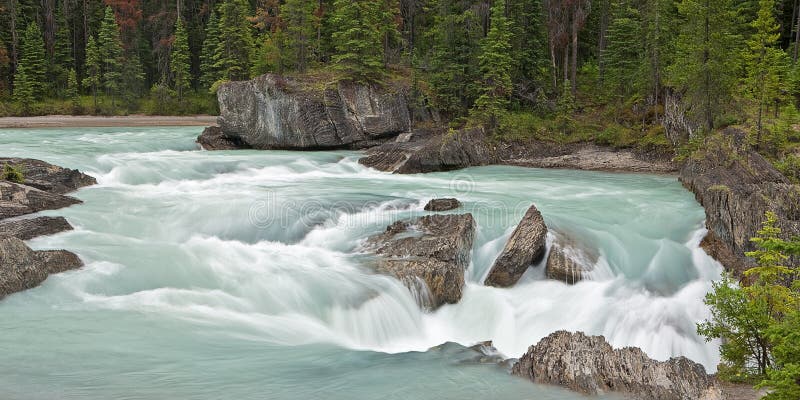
[703,0,712,131]
[795,0,800,63]
[598,0,608,83]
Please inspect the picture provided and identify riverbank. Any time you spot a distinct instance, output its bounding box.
[0,115,218,129]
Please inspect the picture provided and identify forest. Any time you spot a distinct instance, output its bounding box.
[1,0,800,156]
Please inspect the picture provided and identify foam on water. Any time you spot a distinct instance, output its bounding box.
[0,126,721,400]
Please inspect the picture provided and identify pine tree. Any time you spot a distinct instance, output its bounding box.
[170,17,192,99]
[471,1,513,129]
[15,22,47,100]
[426,3,482,118]
[215,0,254,81]
[330,0,387,81]
[507,0,550,100]
[281,0,318,72]
[12,68,34,113]
[66,68,79,110]
[604,2,643,94]
[670,0,740,131]
[98,6,124,109]
[743,0,789,147]
[51,2,74,97]
[200,9,221,90]
[83,36,102,110]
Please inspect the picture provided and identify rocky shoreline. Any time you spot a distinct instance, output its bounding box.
[0,158,95,299]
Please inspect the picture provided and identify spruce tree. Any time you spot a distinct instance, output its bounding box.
[200,9,221,90]
[281,0,317,72]
[66,68,79,110]
[12,68,34,113]
[330,0,387,81]
[52,2,74,97]
[471,1,513,129]
[743,0,789,146]
[670,0,740,131]
[83,35,102,110]
[171,17,192,99]
[15,23,47,100]
[604,2,643,94]
[215,0,254,81]
[98,6,124,109]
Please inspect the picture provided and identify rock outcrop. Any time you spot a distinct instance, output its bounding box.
[0,235,83,299]
[196,126,251,150]
[512,331,724,400]
[204,74,412,150]
[484,205,548,287]
[424,198,462,212]
[0,216,73,240]
[545,236,598,284]
[679,130,800,274]
[0,181,82,220]
[366,214,476,308]
[360,128,499,173]
[0,157,96,194]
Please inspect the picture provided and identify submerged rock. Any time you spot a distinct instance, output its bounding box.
[512,331,723,400]
[679,129,800,274]
[0,235,83,299]
[0,181,82,220]
[0,216,73,240]
[0,157,96,194]
[206,74,411,150]
[366,214,476,308]
[484,205,548,287]
[545,236,598,284]
[424,198,462,212]
[196,126,251,150]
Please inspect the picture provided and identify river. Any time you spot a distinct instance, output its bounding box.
[0,126,722,399]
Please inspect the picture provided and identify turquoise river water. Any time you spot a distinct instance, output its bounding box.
[0,127,723,399]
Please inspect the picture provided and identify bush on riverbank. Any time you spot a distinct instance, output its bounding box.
[0,93,217,117]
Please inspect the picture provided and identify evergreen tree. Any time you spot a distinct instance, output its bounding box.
[15,22,47,99]
[743,0,789,147]
[170,17,192,99]
[66,68,79,110]
[121,50,145,106]
[215,0,254,81]
[604,2,644,94]
[12,68,34,113]
[670,0,740,131]
[281,0,318,72]
[51,2,74,97]
[83,35,102,110]
[507,0,550,102]
[98,6,124,109]
[426,2,482,117]
[200,9,221,90]
[471,1,513,129]
[330,0,387,81]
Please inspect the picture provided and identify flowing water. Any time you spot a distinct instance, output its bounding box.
[0,127,723,399]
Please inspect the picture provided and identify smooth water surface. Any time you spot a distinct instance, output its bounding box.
[0,127,722,399]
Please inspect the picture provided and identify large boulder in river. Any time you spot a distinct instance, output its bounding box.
[367,214,476,308]
[360,127,498,173]
[679,130,800,275]
[545,236,598,284]
[0,157,96,194]
[512,331,724,400]
[0,181,82,220]
[0,216,73,240]
[484,205,547,287]
[206,74,412,150]
[0,235,83,299]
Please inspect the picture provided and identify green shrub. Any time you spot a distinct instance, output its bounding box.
[775,155,800,183]
[2,164,24,183]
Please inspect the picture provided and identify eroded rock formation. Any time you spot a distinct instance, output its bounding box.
[679,129,800,274]
[0,216,73,240]
[202,74,412,150]
[424,198,462,212]
[0,157,96,194]
[0,235,83,299]
[366,214,476,308]
[484,205,548,287]
[512,331,724,400]
[545,235,598,284]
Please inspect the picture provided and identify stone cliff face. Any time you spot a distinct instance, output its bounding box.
[679,130,800,274]
[209,74,412,150]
